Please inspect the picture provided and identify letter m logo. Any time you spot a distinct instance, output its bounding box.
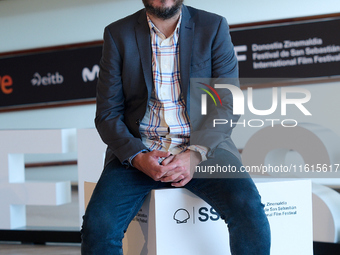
[82,65,99,82]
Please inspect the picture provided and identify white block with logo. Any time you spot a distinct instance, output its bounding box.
[85,180,313,255]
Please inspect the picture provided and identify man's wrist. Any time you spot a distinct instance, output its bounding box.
[187,145,209,162]
[128,149,149,167]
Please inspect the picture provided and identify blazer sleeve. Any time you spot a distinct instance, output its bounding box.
[190,16,240,156]
[95,27,148,165]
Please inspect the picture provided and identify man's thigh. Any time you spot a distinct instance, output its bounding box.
[185,149,263,221]
[83,158,163,236]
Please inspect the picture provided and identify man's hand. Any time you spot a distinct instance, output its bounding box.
[160,150,201,187]
[132,150,177,181]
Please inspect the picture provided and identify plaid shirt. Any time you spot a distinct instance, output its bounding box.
[138,14,207,159]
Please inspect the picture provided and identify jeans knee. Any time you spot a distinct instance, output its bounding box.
[81,212,124,255]
[81,206,124,244]
[229,185,265,219]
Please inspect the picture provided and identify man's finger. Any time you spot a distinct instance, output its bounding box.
[161,172,184,183]
[171,175,184,183]
[149,164,178,180]
[171,177,190,187]
[161,155,174,165]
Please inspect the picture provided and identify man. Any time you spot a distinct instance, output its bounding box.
[81,1,271,254]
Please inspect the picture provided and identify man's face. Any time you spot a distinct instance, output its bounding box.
[142,0,184,20]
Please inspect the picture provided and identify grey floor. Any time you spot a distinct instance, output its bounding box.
[0,242,81,255]
[0,187,81,255]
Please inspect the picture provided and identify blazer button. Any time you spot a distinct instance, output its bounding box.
[136,119,141,126]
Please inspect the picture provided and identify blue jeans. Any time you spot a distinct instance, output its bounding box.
[81,149,271,254]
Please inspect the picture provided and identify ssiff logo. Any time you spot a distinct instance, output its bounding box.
[173,207,222,224]
[234,45,248,62]
[173,208,190,224]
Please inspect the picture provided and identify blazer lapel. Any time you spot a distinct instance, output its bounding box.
[135,10,153,101]
[135,7,194,103]
[179,5,194,104]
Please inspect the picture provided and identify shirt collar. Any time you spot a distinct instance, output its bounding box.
[146,11,182,39]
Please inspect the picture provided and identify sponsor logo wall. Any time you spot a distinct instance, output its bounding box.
[0,16,339,109]
[232,17,340,78]
[0,45,101,109]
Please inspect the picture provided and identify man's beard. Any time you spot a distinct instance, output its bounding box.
[142,0,183,20]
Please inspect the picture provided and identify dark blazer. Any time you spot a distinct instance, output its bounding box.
[95,5,240,167]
